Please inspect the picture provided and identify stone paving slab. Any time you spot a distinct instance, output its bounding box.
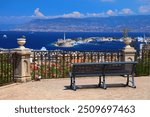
[0,76,149,100]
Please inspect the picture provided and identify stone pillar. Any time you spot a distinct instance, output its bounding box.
[122,37,136,62]
[121,37,137,72]
[13,37,31,82]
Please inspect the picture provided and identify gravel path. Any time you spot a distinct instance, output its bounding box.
[0,76,149,100]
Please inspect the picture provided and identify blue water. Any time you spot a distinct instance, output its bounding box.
[0,31,146,51]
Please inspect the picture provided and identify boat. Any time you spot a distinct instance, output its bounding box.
[3,34,7,38]
[41,47,47,51]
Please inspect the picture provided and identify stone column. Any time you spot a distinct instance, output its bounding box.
[122,37,136,62]
[13,37,31,82]
[121,37,137,73]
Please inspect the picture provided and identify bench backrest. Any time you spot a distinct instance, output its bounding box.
[102,62,137,74]
[72,63,103,75]
[71,62,137,76]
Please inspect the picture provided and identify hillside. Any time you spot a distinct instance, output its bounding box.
[12,15,150,32]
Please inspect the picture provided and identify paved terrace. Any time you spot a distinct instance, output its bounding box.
[0,76,149,100]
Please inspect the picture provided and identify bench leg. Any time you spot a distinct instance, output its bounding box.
[126,75,129,86]
[102,76,107,89]
[70,76,73,88]
[98,76,101,87]
[126,75,136,88]
[72,77,76,91]
[131,75,136,88]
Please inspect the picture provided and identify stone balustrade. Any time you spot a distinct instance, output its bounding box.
[12,36,136,82]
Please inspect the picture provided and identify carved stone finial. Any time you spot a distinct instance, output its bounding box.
[124,37,132,49]
[17,36,26,49]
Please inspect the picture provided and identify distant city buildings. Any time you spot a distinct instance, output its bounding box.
[54,34,150,48]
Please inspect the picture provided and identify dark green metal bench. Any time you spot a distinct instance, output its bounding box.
[69,61,138,91]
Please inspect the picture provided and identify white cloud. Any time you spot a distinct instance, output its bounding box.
[34,8,45,17]
[139,5,150,13]
[120,8,134,14]
[60,8,134,18]
[106,10,116,16]
[105,8,134,16]
[138,0,150,13]
[62,11,84,18]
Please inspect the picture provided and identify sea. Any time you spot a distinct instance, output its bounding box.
[0,31,147,51]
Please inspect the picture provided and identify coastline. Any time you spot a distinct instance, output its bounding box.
[0,31,149,51]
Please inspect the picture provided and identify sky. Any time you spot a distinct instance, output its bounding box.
[0,0,150,24]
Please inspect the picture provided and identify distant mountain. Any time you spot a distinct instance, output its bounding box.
[12,15,150,32]
[0,24,17,31]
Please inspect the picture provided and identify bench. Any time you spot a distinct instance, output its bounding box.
[69,61,138,91]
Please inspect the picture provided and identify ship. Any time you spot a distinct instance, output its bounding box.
[3,34,7,38]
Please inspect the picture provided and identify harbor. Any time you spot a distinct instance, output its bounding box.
[53,33,150,48]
